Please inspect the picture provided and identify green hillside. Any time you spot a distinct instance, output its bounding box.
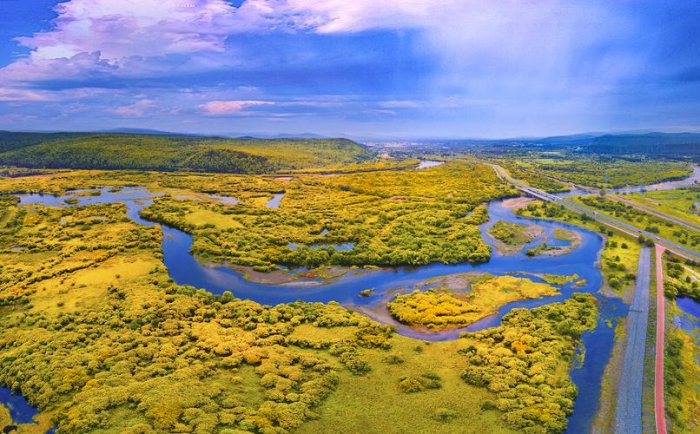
[0,132,374,173]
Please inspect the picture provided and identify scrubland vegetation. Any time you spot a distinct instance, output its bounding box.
[662,253,700,433]
[387,275,559,330]
[491,160,570,193]
[460,293,599,433]
[140,161,513,270]
[488,221,542,254]
[0,199,392,432]
[0,179,596,433]
[0,160,512,272]
[663,253,700,300]
[664,319,700,432]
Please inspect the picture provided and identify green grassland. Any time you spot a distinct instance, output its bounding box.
[573,195,700,247]
[490,160,570,193]
[624,188,700,227]
[665,304,700,433]
[0,133,374,173]
[387,275,559,330]
[505,156,691,190]
[0,178,598,433]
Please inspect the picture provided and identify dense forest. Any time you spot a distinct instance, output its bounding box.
[502,156,692,190]
[0,132,374,174]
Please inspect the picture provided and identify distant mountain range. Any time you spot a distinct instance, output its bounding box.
[1,129,699,162]
[97,128,205,137]
[100,128,328,140]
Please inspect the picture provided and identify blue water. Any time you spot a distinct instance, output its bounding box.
[210,194,239,205]
[287,242,355,251]
[677,296,700,318]
[568,296,627,432]
[0,387,38,424]
[675,297,700,335]
[416,160,445,170]
[14,187,625,433]
[266,193,285,208]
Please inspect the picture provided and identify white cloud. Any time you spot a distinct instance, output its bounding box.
[199,100,273,115]
[0,85,109,102]
[0,0,659,136]
[19,0,239,61]
[110,99,156,117]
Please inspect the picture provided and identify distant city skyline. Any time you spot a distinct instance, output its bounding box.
[1,1,699,139]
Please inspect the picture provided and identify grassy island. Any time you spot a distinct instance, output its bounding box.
[488,221,543,254]
[387,274,560,330]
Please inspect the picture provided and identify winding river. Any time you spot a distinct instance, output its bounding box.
[4,165,699,431]
[7,187,629,433]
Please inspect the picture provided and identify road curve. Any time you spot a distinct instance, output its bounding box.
[654,244,667,434]
[615,247,651,433]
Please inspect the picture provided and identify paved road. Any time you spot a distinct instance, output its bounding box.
[654,244,668,434]
[614,247,651,434]
[489,164,700,261]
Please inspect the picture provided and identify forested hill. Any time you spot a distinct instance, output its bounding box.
[539,132,700,159]
[0,131,374,173]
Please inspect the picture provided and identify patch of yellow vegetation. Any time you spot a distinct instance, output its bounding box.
[0,403,53,434]
[297,337,515,434]
[289,324,360,345]
[185,209,244,229]
[388,275,559,330]
[74,257,153,287]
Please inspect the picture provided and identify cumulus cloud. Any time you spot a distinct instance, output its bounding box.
[0,0,632,87]
[0,0,696,136]
[19,0,239,61]
[200,100,273,115]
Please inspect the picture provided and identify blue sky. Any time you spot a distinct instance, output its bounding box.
[0,0,698,139]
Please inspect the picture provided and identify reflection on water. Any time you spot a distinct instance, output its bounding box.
[610,166,700,194]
